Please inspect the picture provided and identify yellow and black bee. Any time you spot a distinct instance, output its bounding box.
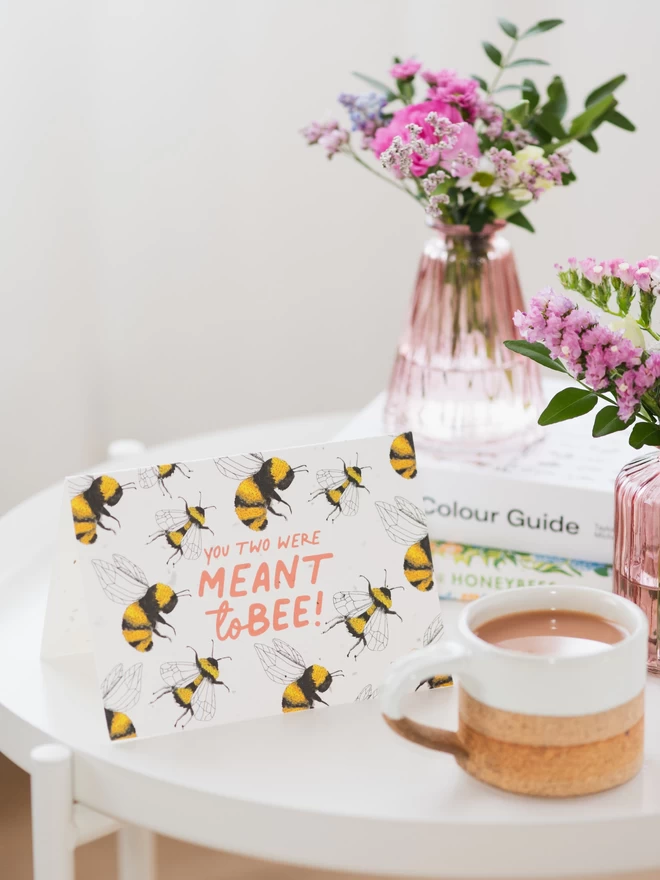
[389,432,417,480]
[254,638,343,713]
[310,455,371,522]
[151,643,230,728]
[138,463,192,498]
[416,613,453,691]
[101,662,142,741]
[325,572,403,660]
[215,453,307,531]
[147,493,216,564]
[92,554,190,652]
[375,496,433,592]
[69,475,136,545]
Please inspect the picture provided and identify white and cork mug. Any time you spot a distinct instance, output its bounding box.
[381,585,648,797]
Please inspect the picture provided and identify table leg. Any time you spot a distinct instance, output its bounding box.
[30,744,75,880]
[117,825,156,880]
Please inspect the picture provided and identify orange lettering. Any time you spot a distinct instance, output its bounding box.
[294,594,310,628]
[302,552,333,584]
[199,567,225,598]
[273,598,290,631]
[230,563,251,597]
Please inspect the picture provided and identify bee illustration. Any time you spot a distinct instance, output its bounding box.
[355,684,379,701]
[151,642,231,729]
[214,453,307,531]
[92,554,190,652]
[101,662,142,741]
[390,432,417,480]
[69,475,136,545]
[138,463,192,498]
[147,492,216,564]
[254,638,343,713]
[309,455,371,522]
[375,497,434,593]
[416,613,453,691]
[325,571,403,660]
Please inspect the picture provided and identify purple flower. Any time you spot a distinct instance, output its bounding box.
[578,257,608,284]
[633,265,653,292]
[301,120,349,157]
[338,92,387,144]
[390,58,421,81]
[610,259,636,285]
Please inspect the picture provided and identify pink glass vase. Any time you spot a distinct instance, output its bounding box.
[614,451,660,673]
[385,221,543,459]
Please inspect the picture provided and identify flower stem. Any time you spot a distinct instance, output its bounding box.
[487,37,519,96]
[346,148,420,201]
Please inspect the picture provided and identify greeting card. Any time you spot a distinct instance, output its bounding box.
[45,434,443,741]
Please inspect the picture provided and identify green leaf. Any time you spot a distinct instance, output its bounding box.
[535,107,566,138]
[569,95,615,138]
[605,108,636,131]
[504,340,566,372]
[471,75,488,91]
[498,17,518,38]
[352,72,397,102]
[629,422,660,449]
[507,58,549,68]
[489,195,528,219]
[482,42,503,66]
[545,75,568,119]
[578,133,599,152]
[507,100,530,124]
[495,84,523,93]
[592,405,632,438]
[538,388,598,426]
[506,210,535,233]
[585,74,627,108]
[594,566,611,578]
[521,78,540,112]
[523,19,564,37]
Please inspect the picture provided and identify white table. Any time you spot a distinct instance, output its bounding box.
[2,412,660,880]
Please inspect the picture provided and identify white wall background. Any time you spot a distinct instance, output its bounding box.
[1,0,659,513]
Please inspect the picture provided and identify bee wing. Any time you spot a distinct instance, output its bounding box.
[395,496,426,527]
[314,469,347,490]
[155,509,190,531]
[254,643,304,685]
[191,678,216,722]
[101,663,124,700]
[159,661,199,688]
[67,475,95,498]
[104,663,142,712]
[214,453,264,481]
[355,684,377,701]
[112,554,149,588]
[180,524,203,560]
[375,500,428,545]
[364,608,389,652]
[332,591,373,618]
[338,481,359,516]
[92,558,147,604]
[271,638,306,669]
[423,613,445,647]
[138,467,159,489]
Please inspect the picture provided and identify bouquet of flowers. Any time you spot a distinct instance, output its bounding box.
[301,17,634,233]
[506,258,660,448]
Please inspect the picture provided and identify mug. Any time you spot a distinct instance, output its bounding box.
[381,585,648,797]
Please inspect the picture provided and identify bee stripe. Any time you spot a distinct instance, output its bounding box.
[282,681,311,712]
[106,709,137,740]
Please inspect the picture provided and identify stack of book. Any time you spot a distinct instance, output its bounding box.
[335,381,637,599]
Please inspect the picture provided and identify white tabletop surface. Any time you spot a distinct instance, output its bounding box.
[2,411,660,879]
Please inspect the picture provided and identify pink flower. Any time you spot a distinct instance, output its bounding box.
[638,256,660,273]
[610,259,636,285]
[578,257,608,284]
[421,68,457,87]
[390,58,421,80]
[372,99,479,177]
[633,265,653,292]
[428,76,480,122]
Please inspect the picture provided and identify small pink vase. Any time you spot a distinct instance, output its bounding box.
[384,221,543,459]
[614,451,660,673]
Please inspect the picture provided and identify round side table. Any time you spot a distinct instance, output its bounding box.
[1,412,659,880]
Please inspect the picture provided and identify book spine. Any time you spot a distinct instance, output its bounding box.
[421,466,614,564]
[431,540,613,601]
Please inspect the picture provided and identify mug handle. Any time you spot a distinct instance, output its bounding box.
[380,641,471,760]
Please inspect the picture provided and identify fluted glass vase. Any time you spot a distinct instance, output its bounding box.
[614,452,660,673]
[385,221,543,459]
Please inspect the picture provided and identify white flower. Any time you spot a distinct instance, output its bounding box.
[605,315,646,349]
[456,156,502,196]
